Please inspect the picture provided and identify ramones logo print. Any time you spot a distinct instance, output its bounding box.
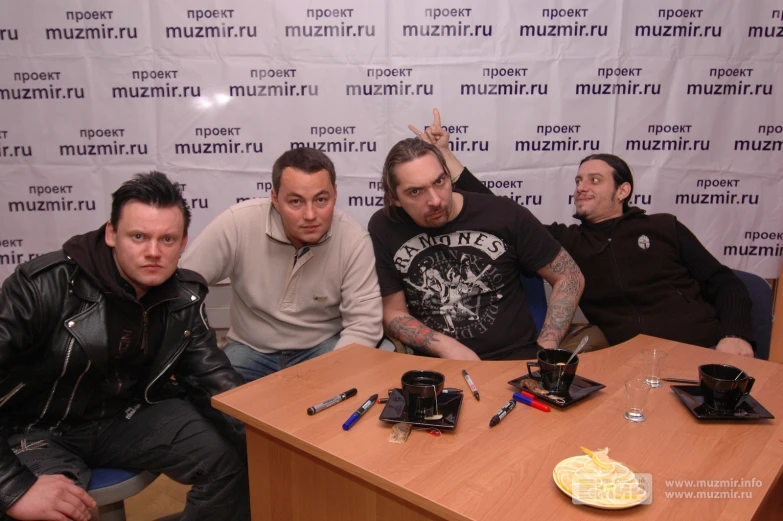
[403,248,504,340]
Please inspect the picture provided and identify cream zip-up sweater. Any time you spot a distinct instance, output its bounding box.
[181,199,382,352]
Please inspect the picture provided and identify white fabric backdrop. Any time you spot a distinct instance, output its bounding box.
[0,0,781,280]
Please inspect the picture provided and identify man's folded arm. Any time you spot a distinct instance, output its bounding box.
[382,292,479,361]
[337,235,383,348]
[675,219,754,349]
[0,273,56,510]
[173,303,246,448]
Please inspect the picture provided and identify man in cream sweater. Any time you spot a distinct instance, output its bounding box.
[181,148,383,381]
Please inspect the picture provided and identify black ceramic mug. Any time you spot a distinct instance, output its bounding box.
[526,348,578,396]
[698,364,755,410]
[401,370,445,420]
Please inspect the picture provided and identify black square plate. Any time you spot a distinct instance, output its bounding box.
[378,389,463,430]
[507,374,605,408]
[671,385,775,420]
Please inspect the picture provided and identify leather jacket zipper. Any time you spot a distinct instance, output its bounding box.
[144,335,189,404]
[142,310,149,354]
[675,288,691,303]
[52,360,91,430]
[27,337,74,432]
[0,382,25,409]
[143,290,198,404]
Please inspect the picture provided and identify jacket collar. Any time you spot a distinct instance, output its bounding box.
[265,203,334,246]
[70,263,191,310]
[70,265,101,302]
[168,273,202,311]
[69,263,181,309]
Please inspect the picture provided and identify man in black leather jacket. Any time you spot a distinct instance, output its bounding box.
[0,172,249,521]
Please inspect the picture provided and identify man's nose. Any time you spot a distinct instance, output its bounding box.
[146,241,161,257]
[303,203,316,220]
[427,189,442,207]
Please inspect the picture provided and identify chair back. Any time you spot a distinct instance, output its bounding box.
[733,269,773,360]
[521,274,547,334]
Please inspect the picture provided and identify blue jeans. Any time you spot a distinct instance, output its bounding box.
[224,333,339,382]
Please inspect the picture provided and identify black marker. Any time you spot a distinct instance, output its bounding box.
[441,388,464,394]
[489,399,516,428]
[307,388,357,415]
[462,369,480,400]
[661,378,699,384]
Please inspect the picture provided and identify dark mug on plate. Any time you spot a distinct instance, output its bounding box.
[698,364,754,410]
[526,348,578,396]
[401,370,445,420]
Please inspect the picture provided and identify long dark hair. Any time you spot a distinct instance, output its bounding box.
[381,138,450,220]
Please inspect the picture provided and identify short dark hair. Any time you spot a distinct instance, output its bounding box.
[579,153,635,212]
[381,138,451,220]
[110,171,191,234]
[272,147,336,192]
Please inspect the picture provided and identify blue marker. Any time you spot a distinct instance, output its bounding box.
[342,394,378,431]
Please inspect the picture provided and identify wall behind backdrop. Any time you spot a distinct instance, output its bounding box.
[0,0,782,281]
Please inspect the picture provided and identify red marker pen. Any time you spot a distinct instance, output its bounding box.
[512,392,551,412]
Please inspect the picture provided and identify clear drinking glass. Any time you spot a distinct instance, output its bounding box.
[624,378,651,422]
[642,349,667,389]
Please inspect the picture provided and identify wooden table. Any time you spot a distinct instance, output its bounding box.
[213,335,783,520]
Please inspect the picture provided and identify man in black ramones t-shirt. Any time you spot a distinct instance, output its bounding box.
[421,104,753,357]
[368,137,584,360]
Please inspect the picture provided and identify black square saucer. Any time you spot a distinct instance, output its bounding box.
[507,374,605,408]
[671,385,775,420]
[378,389,463,430]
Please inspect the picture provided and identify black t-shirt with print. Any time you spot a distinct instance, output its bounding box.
[368,190,561,359]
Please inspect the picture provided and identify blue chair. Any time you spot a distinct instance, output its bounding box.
[732,269,773,360]
[88,469,159,521]
[521,274,548,334]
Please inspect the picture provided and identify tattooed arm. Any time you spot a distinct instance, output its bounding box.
[535,248,585,348]
[382,291,480,360]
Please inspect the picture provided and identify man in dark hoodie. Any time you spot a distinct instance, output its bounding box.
[0,172,249,521]
[411,112,754,357]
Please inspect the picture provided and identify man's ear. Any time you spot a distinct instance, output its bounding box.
[270,189,279,211]
[105,221,116,248]
[180,233,189,254]
[617,182,632,202]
